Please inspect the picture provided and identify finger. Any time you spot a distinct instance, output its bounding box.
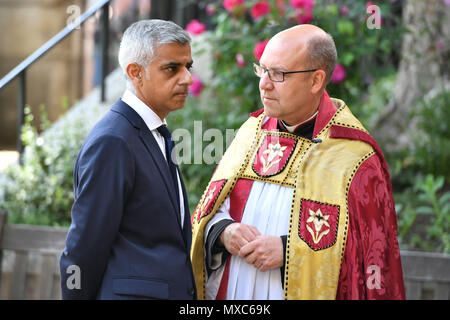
[240,225,260,242]
[239,240,257,258]
[245,225,261,239]
[257,256,270,271]
[248,225,261,237]
[229,232,250,253]
[245,252,258,265]
[237,236,249,249]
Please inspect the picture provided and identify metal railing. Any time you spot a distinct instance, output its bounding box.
[0,0,112,154]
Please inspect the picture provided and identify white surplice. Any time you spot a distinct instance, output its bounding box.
[205,180,293,300]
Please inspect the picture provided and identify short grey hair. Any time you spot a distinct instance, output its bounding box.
[305,33,337,85]
[118,19,191,91]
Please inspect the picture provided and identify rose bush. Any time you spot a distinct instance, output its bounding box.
[186,19,207,35]
[196,0,402,121]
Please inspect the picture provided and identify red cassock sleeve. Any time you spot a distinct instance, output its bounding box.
[336,154,406,299]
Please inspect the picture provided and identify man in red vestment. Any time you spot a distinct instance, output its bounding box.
[191,24,405,300]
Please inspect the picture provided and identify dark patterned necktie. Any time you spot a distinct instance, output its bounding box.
[157,125,180,211]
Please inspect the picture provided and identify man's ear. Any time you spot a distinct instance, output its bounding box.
[126,63,143,87]
[310,69,326,94]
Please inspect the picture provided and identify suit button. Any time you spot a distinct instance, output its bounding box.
[188,287,195,297]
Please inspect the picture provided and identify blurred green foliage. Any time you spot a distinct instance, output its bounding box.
[0,104,88,226]
[409,89,450,182]
[396,174,450,253]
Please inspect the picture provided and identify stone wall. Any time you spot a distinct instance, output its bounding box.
[0,0,88,150]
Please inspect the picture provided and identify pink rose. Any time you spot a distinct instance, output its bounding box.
[206,4,216,16]
[251,1,270,19]
[296,9,314,24]
[189,75,203,97]
[235,53,246,68]
[185,19,206,35]
[340,5,349,15]
[223,0,245,12]
[290,0,314,24]
[290,0,315,10]
[253,39,269,61]
[331,64,346,84]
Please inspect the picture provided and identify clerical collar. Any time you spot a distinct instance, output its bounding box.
[278,111,318,140]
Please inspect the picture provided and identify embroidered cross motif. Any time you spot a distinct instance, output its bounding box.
[299,199,340,251]
[252,134,297,178]
[261,142,287,173]
[306,209,331,244]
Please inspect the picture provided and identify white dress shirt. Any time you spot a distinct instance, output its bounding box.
[121,90,185,228]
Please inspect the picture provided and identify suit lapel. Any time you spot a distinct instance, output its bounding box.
[140,128,182,213]
[111,100,182,224]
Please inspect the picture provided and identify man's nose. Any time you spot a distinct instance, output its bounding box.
[181,67,193,86]
[259,70,274,91]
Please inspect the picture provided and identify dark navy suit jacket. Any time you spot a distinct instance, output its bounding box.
[60,99,196,299]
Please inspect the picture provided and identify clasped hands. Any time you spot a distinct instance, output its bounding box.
[219,222,283,272]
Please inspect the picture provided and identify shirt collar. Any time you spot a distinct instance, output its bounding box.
[280,110,318,133]
[121,89,166,132]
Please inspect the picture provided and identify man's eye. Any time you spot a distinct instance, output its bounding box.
[273,70,283,77]
[272,70,284,80]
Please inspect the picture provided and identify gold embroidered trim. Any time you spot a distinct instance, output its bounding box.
[339,150,376,263]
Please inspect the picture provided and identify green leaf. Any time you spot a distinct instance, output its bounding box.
[326,4,338,16]
[439,192,450,205]
[416,206,433,215]
[441,202,450,215]
[341,52,355,66]
[337,20,354,36]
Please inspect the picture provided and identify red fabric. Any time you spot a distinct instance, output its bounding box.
[250,108,265,118]
[336,154,405,299]
[197,180,227,222]
[216,258,231,300]
[262,117,278,131]
[312,90,336,138]
[229,179,254,221]
[216,178,254,299]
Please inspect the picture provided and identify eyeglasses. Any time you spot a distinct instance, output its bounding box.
[253,63,318,82]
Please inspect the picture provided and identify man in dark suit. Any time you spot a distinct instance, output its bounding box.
[60,19,196,299]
